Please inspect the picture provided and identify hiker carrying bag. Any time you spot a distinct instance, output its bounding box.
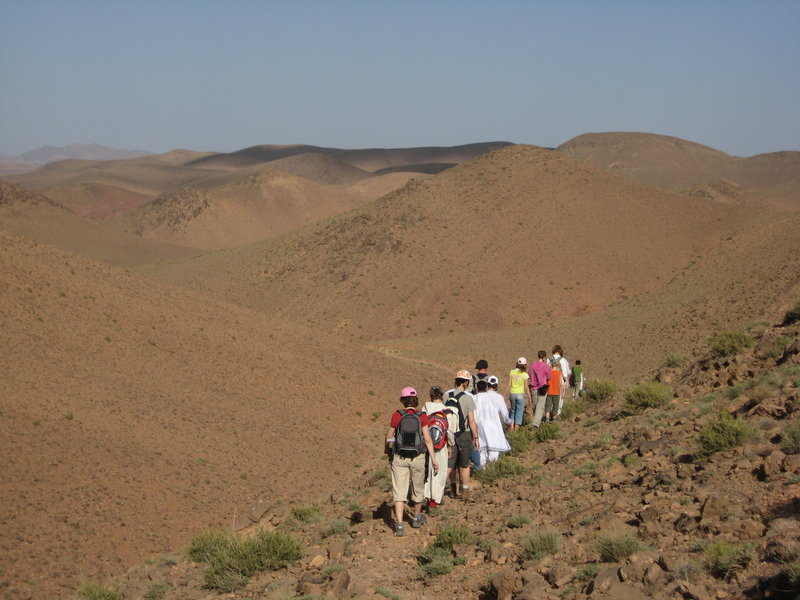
[444,391,467,434]
[426,410,452,451]
[394,410,426,458]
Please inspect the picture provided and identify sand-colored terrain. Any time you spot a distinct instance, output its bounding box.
[0,133,798,599]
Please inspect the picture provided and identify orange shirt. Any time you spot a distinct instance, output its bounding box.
[547,368,561,395]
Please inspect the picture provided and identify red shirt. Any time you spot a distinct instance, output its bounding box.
[390,407,429,428]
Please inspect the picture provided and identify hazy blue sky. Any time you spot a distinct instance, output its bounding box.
[1,1,798,157]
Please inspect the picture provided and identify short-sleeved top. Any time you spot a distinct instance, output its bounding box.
[547,368,561,395]
[444,390,476,433]
[508,369,530,394]
[390,407,429,429]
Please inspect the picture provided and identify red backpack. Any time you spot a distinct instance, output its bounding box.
[426,410,452,451]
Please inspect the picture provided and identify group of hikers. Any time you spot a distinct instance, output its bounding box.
[384,346,585,536]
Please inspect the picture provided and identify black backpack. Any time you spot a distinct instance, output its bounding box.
[394,410,426,457]
[445,391,467,433]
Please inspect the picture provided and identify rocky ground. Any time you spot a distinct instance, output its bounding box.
[69,319,800,600]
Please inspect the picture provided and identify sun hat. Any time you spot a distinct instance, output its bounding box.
[517,357,527,365]
[400,387,417,398]
[487,375,499,386]
[455,369,471,380]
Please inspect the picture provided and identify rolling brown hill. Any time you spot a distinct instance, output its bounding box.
[0,229,446,599]
[0,181,200,266]
[41,182,152,220]
[557,132,800,204]
[141,144,744,343]
[186,141,513,172]
[110,168,372,250]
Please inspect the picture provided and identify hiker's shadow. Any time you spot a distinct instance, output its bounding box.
[373,500,394,530]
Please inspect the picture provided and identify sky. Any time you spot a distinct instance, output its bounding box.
[1,1,798,157]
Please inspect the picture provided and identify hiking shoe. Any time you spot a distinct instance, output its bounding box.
[411,514,427,528]
[394,523,405,537]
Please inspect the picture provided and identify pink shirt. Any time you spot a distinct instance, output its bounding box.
[528,361,551,389]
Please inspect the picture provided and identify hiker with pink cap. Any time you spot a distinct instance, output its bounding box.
[385,386,438,536]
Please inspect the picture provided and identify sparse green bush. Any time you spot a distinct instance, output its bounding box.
[374,586,402,600]
[747,383,773,403]
[708,331,753,358]
[291,505,322,522]
[621,381,672,415]
[703,541,756,580]
[321,564,345,579]
[760,336,790,360]
[575,563,600,581]
[185,529,302,591]
[665,353,688,368]
[585,379,617,403]
[434,524,473,548]
[781,425,800,455]
[533,422,562,442]
[321,518,350,538]
[724,383,747,400]
[506,515,531,528]
[561,399,588,419]
[416,524,472,577]
[520,531,561,561]
[696,412,756,457]
[143,583,169,600]
[783,302,800,326]
[474,455,527,483]
[594,533,643,562]
[506,427,533,455]
[778,560,800,594]
[574,461,600,477]
[77,583,122,600]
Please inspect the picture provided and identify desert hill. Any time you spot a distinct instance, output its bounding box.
[557,132,800,204]
[0,144,152,176]
[41,182,152,220]
[0,181,201,266]
[141,144,743,344]
[256,152,373,185]
[0,229,447,599]
[186,141,513,172]
[110,168,371,250]
[383,209,800,386]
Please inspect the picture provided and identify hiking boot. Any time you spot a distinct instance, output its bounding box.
[411,513,427,528]
[394,523,405,537]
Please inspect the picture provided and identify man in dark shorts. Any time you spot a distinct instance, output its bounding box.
[445,370,480,501]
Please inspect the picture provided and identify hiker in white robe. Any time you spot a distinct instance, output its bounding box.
[422,386,454,508]
[474,376,511,464]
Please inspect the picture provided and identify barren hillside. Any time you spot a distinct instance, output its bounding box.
[111,168,370,250]
[142,144,743,342]
[0,181,199,266]
[0,230,445,599]
[558,132,800,205]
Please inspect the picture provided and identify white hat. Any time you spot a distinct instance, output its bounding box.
[517,357,527,365]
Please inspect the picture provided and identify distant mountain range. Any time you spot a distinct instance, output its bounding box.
[0,143,151,172]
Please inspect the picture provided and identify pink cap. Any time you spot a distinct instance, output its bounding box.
[400,387,417,398]
[517,357,527,365]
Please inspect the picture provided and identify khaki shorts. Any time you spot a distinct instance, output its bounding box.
[391,453,426,503]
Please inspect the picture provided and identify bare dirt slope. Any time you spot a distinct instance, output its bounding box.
[41,182,152,221]
[0,182,200,266]
[142,144,743,342]
[110,168,370,250]
[557,132,800,205]
[383,210,800,385]
[0,230,446,599]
